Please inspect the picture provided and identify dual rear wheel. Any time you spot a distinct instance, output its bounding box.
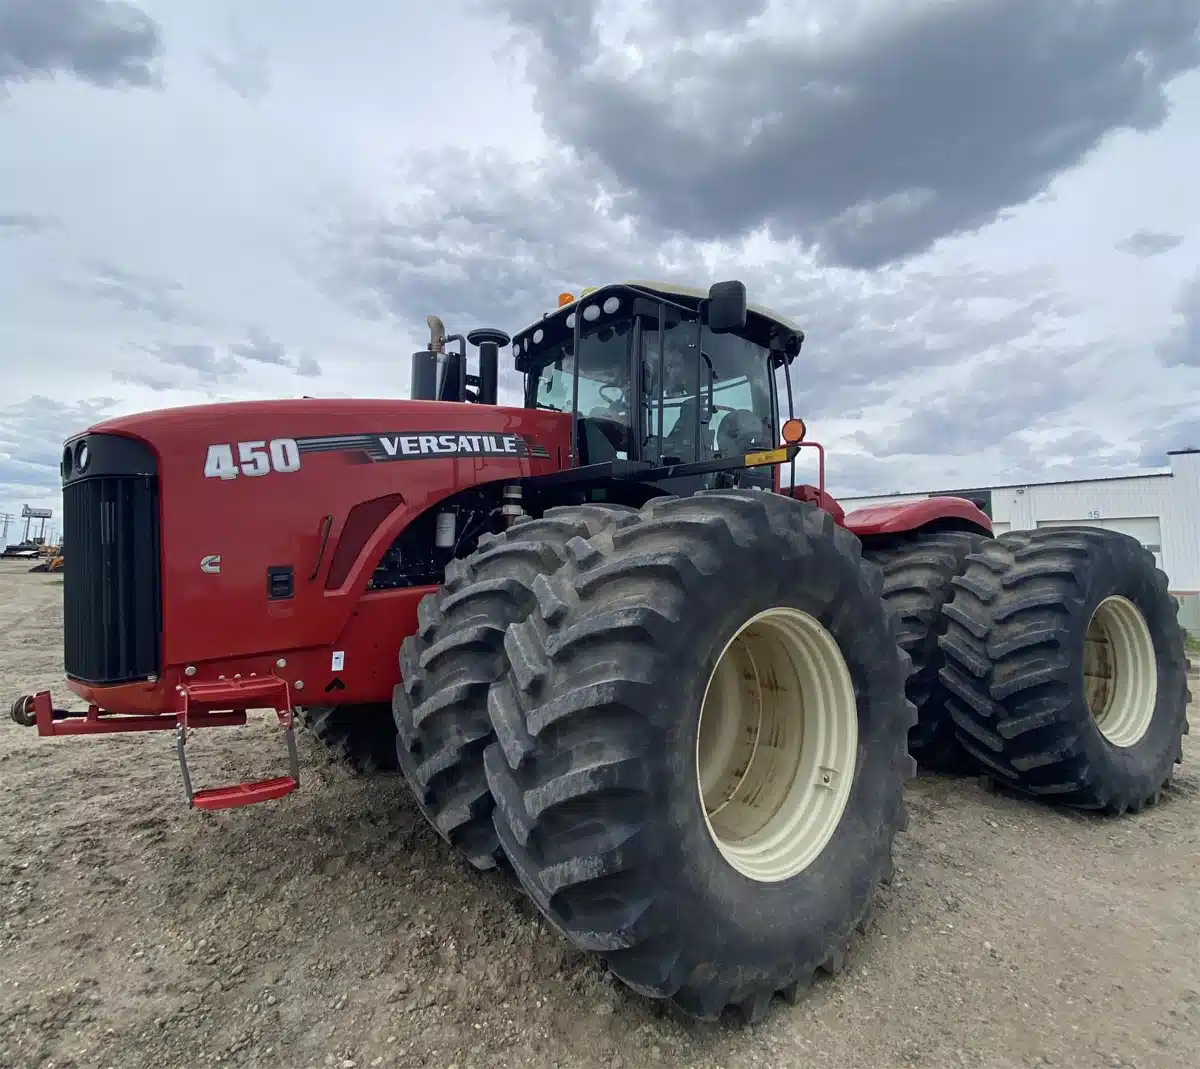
[309,497,1190,1022]
[397,490,915,1020]
[936,527,1189,813]
[866,524,1189,812]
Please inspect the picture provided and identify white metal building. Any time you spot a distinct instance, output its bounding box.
[840,449,1200,631]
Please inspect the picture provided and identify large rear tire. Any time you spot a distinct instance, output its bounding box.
[483,490,916,1021]
[392,504,638,870]
[297,703,399,774]
[864,529,989,772]
[937,527,1190,813]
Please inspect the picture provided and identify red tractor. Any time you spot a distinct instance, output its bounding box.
[11,280,1190,1022]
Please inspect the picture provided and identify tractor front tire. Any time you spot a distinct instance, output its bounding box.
[864,529,989,773]
[392,504,638,871]
[298,702,399,774]
[938,527,1190,813]
[483,490,916,1021]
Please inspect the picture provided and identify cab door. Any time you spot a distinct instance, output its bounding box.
[636,308,718,495]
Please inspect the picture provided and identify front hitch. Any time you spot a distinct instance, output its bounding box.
[9,694,71,727]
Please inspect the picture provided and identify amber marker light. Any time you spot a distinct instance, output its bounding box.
[781,418,807,444]
[558,292,574,307]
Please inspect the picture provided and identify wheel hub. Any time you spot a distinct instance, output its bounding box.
[696,607,858,883]
[1083,595,1158,748]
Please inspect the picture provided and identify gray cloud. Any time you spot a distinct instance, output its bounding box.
[773,265,1076,421]
[836,424,1147,498]
[496,0,1200,267]
[1039,429,1119,458]
[1157,269,1200,367]
[60,259,196,325]
[0,210,60,235]
[231,328,321,378]
[1115,229,1186,257]
[57,266,321,380]
[132,340,241,385]
[0,395,117,519]
[319,147,693,401]
[203,30,270,102]
[322,145,1088,432]
[115,331,322,391]
[0,0,162,92]
[861,346,1100,458]
[1139,406,1200,465]
[320,148,655,334]
[821,449,914,498]
[230,328,289,368]
[110,366,182,392]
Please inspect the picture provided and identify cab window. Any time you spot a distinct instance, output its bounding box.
[529,321,634,462]
[640,321,775,465]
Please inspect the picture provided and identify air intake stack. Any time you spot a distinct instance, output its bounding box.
[466,327,508,406]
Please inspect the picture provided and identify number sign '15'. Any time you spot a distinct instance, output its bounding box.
[205,439,301,480]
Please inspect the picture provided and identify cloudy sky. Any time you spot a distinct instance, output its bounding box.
[2,0,1199,537]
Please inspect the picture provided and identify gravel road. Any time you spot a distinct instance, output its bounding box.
[1,558,1198,1069]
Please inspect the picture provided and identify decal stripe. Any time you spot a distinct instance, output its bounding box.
[293,431,551,461]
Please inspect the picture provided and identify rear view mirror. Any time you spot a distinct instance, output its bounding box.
[707,280,747,334]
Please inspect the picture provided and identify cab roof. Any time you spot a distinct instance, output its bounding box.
[518,279,806,338]
[511,279,804,370]
[616,280,801,334]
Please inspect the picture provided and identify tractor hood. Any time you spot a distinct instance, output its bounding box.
[58,397,571,691]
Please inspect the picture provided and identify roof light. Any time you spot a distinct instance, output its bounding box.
[558,292,574,307]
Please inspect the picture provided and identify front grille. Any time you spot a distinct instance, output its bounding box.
[63,445,162,685]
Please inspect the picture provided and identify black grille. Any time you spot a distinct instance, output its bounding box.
[63,437,162,685]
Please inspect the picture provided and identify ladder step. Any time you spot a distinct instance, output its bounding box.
[191,776,298,811]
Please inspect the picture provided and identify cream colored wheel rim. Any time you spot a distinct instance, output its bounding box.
[696,607,858,883]
[1084,595,1158,748]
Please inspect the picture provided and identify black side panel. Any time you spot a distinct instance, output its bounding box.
[62,435,162,685]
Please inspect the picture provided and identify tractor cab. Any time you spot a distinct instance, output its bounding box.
[512,281,804,494]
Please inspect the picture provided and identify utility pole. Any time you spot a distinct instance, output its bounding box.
[0,512,12,543]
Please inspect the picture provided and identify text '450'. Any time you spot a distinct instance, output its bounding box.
[205,439,301,480]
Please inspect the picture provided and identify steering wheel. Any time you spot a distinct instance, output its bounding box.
[598,384,625,405]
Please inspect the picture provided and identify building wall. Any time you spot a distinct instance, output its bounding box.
[839,450,1200,604]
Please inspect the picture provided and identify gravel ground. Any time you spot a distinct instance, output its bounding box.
[1,557,1198,1069]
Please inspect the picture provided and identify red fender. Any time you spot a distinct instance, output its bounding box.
[843,496,993,538]
[782,483,846,526]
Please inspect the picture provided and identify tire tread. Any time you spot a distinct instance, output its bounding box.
[863,529,989,771]
[392,504,638,869]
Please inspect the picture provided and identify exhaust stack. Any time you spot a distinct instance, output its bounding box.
[410,316,509,405]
